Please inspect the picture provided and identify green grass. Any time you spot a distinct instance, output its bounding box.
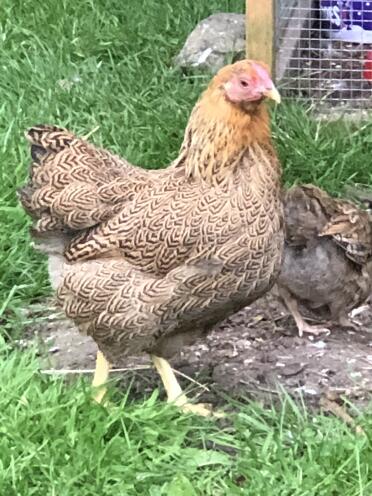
[2,339,372,496]
[1,1,372,494]
[273,105,372,193]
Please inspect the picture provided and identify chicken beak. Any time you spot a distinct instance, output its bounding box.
[263,86,281,104]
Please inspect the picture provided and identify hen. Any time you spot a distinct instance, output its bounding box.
[19,60,283,415]
[278,184,372,336]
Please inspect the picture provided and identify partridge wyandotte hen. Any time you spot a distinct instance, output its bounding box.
[19,60,283,416]
[278,184,372,337]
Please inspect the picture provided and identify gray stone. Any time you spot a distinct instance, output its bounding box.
[174,13,245,73]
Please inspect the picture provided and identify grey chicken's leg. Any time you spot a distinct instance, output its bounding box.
[330,301,361,331]
[279,287,331,337]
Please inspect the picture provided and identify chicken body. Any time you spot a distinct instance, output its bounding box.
[19,60,283,413]
[278,184,372,336]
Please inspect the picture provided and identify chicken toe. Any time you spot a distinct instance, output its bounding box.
[179,402,225,418]
[296,321,331,337]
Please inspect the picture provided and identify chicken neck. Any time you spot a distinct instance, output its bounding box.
[178,90,274,185]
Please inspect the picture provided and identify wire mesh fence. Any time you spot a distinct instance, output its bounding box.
[277,0,372,110]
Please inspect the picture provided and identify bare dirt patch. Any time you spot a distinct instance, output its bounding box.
[22,292,372,410]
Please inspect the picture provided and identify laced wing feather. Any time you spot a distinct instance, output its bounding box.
[320,209,372,265]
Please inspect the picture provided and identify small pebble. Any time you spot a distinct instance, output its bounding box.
[310,341,327,349]
[48,346,60,354]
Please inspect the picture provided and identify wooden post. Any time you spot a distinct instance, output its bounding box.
[246,0,276,78]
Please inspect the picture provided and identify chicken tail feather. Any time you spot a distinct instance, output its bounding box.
[18,125,135,238]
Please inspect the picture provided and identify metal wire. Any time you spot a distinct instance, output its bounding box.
[277,0,372,110]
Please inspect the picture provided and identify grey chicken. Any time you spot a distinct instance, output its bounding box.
[278,184,372,336]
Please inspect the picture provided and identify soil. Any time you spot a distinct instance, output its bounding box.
[21,291,372,410]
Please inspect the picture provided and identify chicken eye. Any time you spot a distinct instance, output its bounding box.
[240,80,249,88]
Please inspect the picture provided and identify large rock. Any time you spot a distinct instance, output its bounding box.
[174,13,245,73]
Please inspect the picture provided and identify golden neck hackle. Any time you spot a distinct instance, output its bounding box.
[179,88,273,185]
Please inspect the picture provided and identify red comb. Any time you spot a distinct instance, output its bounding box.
[251,62,273,88]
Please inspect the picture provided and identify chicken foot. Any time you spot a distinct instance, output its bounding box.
[320,396,365,436]
[92,350,111,404]
[91,350,224,417]
[279,287,331,337]
[334,313,361,332]
[151,355,224,418]
[91,351,223,417]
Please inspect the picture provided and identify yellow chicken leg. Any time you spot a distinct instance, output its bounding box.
[151,355,223,417]
[92,350,111,404]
